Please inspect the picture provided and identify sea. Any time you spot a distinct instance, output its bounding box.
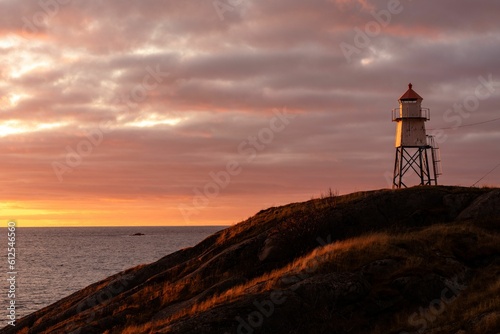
[0,226,225,321]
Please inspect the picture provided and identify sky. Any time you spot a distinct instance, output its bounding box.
[0,0,499,226]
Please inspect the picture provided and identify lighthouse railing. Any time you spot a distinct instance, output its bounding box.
[391,107,430,121]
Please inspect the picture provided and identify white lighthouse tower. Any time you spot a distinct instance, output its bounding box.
[392,83,441,188]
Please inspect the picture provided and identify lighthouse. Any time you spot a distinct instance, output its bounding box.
[392,83,441,188]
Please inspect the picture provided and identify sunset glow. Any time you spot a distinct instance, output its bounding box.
[0,0,499,226]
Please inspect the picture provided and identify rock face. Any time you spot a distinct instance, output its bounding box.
[2,186,500,334]
[457,189,500,221]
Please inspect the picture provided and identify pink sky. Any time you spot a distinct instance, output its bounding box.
[0,0,499,226]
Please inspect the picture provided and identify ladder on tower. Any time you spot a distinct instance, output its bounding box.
[427,135,442,181]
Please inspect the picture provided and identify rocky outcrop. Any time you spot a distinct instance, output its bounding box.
[2,186,500,334]
[457,189,500,221]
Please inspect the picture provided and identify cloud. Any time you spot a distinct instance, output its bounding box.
[0,0,499,225]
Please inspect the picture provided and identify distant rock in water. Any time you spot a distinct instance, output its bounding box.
[131,232,145,236]
[4,186,500,334]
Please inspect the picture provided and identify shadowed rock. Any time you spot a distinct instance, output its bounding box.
[3,186,500,334]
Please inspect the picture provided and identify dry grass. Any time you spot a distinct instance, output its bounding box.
[429,270,500,333]
[8,186,500,334]
[355,224,500,334]
[121,322,153,334]
[115,187,499,334]
[146,232,395,327]
[140,223,500,334]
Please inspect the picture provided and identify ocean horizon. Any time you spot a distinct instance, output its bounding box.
[1,226,225,320]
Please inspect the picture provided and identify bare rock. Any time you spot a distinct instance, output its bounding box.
[457,189,500,221]
[291,272,371,307]
[443,193,477,218]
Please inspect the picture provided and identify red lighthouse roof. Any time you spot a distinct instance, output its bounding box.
[399,83,423,101]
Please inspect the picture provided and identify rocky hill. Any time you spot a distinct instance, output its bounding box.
[2,186,500,334]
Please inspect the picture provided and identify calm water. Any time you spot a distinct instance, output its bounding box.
[0,226,225,320]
